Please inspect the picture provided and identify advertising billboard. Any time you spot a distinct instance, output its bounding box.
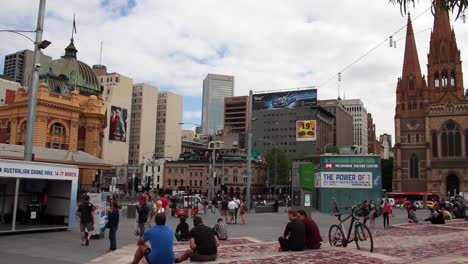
[299,163,315,190]
[252,89,317,110]
[109,105,128,142]
[319,155,382,189]
[296,120,316,141]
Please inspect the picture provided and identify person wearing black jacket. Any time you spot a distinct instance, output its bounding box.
[104,202,120,251]
[175,217,190,241]
[278,209,305,251]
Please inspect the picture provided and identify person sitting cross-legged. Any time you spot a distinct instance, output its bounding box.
[213,218,228,241]
[297,210,322,250]
[278,209,306,252]
[130,213,175,264]
[175,216,220,263]
[175,216,190,242]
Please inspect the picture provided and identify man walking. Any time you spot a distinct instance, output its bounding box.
[278,209,305,251]
[227,198,238,224]
[130,213,175,264]
[136,196,150,237]
[233,196,241,224]
[77,195,95,246]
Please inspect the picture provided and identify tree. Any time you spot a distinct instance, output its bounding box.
[390,0,468,19]
[265,149,291,187]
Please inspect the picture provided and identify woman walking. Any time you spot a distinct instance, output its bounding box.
[382,199,392,229]
[240,200,247,224]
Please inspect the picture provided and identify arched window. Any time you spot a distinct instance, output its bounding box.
[432,131,438,158]
[441,70,448,86]
[434,72,440,87]
[408,102,412,110]
[450,70,456,86]
[47,122,67,149]
[441,120,461,157]
[410,154,419,178]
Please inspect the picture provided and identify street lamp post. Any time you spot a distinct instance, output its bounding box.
[259,138,278,195]
[246,90,253,212]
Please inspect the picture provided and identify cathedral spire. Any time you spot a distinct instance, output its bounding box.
[401,13,422,81]
[432,0,453,40]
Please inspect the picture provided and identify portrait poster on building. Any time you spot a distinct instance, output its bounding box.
[109,106,127,142]
[296,120,316,141]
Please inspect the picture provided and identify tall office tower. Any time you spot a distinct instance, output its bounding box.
[155,91,183,160]
[93,65,133,164]
[128,83,158,165]
[341,99,368,154]
[319,99,353,148]
[3,49,51,87]
[201,74,234,134]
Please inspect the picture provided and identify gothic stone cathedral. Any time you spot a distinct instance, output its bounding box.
[393,5,468,196]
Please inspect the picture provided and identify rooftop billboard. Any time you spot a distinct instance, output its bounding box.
[252,89,317,110]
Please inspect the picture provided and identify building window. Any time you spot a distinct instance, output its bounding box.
[450,70,456,86]
[175,179,178,186]
[243,176,247,184]
[190,172,192,177]
[233,176,238,183]
[432,131,438,158]
[195,180,197,186]
[409,154,419,179]
[434,72,440,87]
[199,180,202,187]
[441,120,461,157]
[190,180,192,186]
[168,179,171,186]
[181,180,184,186]
[441,70,448,86]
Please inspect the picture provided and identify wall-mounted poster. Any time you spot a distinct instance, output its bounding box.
[109,106,127,142]
[296,120,316,141]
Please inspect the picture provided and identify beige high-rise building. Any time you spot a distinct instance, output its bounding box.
[155,91,183,160]
[93,65,133,164]
[128,83,158,165]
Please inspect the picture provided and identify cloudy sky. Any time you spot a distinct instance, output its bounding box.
[1,0,467,137]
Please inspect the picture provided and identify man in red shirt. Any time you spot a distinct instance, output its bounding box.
[297,210,322,249]
[158,194,169,213]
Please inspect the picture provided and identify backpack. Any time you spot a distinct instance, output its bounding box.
[373,207,382,218]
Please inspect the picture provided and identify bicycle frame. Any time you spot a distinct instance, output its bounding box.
[335,212,361,244]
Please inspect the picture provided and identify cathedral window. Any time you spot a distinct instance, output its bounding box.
[441,70,448,86]
[432,131,438,158]
[441,120,461,157]
[434,72,440,87]
[450,70,456,86]
[401,104,405,110]
[409,154,419,178]
[415,134,419,143]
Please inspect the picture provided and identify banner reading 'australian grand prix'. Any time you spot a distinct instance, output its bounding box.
[252,89,317,110]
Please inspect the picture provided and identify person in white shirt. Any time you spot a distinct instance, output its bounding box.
[227,198,238,224]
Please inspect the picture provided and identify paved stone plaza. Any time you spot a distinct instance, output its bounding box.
[0,208,466,263]
[87,218,468,264]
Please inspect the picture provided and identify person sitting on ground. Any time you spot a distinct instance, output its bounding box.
[427,205,445,225]
[175,216,190,242]
[175,216,220,263]
[297,210,322,249]
[130,213,175,264]
[213,218,228,241]
[407,205,419,223]
[278,209,306,252]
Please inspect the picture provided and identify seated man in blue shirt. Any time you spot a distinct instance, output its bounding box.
[130,213,175,264]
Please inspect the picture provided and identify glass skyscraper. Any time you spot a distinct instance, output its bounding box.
[201,74,234,134]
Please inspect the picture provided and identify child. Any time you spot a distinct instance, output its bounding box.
[213,218,228,240]
[104,202,120,251]
[175,216,190,241]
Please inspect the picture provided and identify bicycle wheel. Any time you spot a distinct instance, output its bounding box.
[329,224,347,247]
[354,224,373,252]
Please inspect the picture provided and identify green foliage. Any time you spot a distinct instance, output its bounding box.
[265,149,291,185]
[381,158,394,191]
[389,0,468,19]
[324,145,339,154]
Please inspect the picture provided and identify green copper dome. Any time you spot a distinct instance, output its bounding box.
[39,38,102,96]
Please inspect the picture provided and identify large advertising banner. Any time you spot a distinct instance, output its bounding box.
[296,120,316,141]
[299,163,315,190]
[320,155,382,189]
[320,171,373,189]
[252,89,317,110]
[109,105,127,142]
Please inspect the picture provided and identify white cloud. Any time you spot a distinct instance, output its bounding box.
[1,0,467,137]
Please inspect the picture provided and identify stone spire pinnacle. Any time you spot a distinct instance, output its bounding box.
[401,13,422,81]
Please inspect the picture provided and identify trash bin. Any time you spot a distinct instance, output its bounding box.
[127,204,136,219]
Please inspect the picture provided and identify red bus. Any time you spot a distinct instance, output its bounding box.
[385,192,439,206]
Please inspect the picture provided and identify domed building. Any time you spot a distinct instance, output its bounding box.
[0,38,108,187]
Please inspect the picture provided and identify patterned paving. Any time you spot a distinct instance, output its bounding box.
[88,219,468,264]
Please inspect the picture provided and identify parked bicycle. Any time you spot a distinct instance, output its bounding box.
[329,204,374,252]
